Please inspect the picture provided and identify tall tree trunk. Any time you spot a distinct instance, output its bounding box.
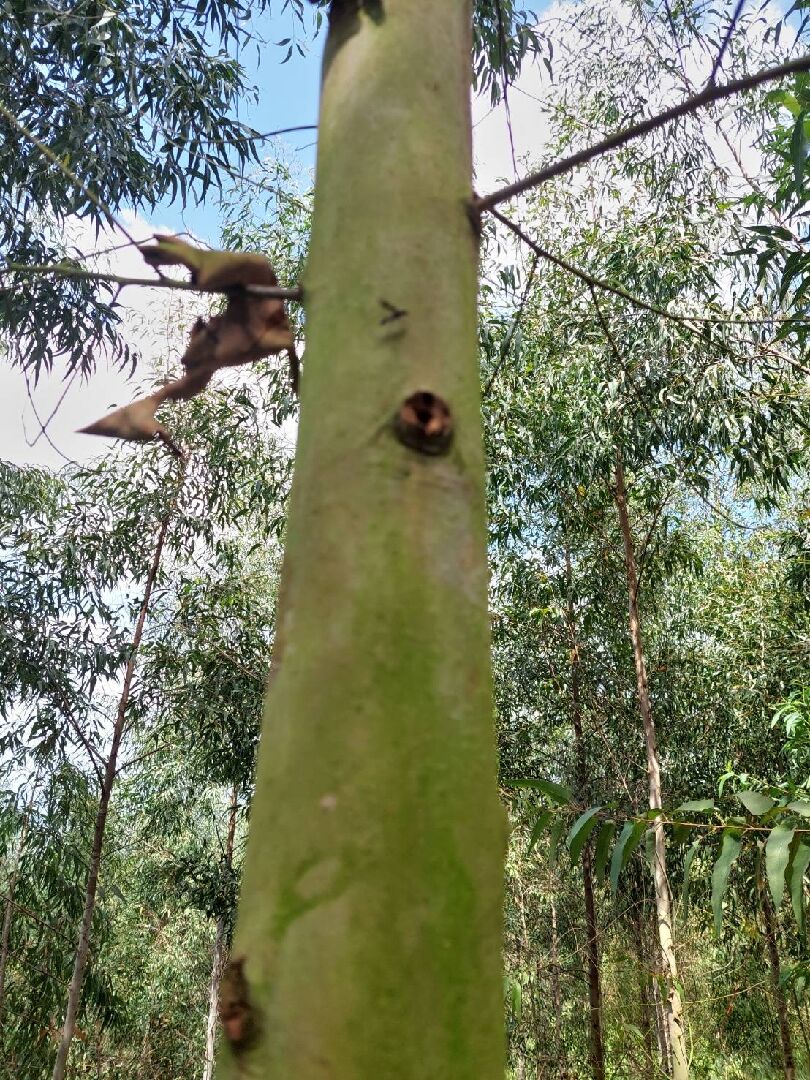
[202,788,239,1080]
[613,455,688,1080]
[629,883,656,1078]
[52,512,172,1080]
[563,547,605,1080]
[761,880,796,1080]
[0,782,36,1024]
[215,4,503,1078]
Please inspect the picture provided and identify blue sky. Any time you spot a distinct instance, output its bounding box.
[156,7,325,244]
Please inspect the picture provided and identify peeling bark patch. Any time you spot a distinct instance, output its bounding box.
[218,958,259,1052]
[394,392,453,456]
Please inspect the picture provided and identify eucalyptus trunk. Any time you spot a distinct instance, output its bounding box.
[629,879,657,1078]
[202,788,239,1080]
[613,455,688,1080]
[761,878,796,1080]
[52,512,172,1080]
[215,3,503,1078]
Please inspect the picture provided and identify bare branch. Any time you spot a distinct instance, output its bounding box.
[23,373,82,468]
[253,124,318,140]
[1,262,302,301]
[489,207,810,326]
[26,370,78,448]
[476,52,810,211]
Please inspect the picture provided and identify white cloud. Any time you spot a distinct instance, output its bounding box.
[0,211,203,469]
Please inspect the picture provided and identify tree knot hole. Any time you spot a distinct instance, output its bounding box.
[218,957,259,1053]
[394,391,453,456]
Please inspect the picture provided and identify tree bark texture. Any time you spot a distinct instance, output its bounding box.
[613,455,689,1080]
[563,548,606,1080]
[215,3,503,1078]
[51,512,172,1080]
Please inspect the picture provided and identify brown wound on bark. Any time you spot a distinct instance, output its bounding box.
[394,391,453,456]
[218,957,259,1053]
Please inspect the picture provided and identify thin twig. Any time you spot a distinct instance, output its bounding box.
[26,369,78,448]
[23,372,82,468]
[115,741,172,777]
[484,252,540,397]
[253,124,318,140]
[489,207,810,326]
[476,52,810,210]
[0,100,140,251]
[2,262,302,301]
[495,0,520,180]
[45,679,106,785]
[708,0,746,86]
[662,0,689,81]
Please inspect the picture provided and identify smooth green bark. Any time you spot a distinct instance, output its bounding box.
[215,2,504,1077]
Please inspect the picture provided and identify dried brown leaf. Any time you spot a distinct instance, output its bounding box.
[81,236,297,455]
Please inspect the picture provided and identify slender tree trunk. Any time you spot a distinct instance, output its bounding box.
[0,783,35,1022]
[629,887,656,1078]
[202,788,239,1080]
[215,4,503,1077]
[652,974,673,1073]
[563,548,605,1080]
[613,455,688,1080]
[761,881,796,1080]
[51,512,172,1080]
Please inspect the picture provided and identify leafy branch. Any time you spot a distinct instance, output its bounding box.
[489,207,810,326]
[506,778,810,932]
[0,99,140,250]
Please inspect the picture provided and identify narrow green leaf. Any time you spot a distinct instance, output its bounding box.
[712,830,743,934]
[548,817,566,870]
[528,810,553,854]
[610,819,646,894]
[593,821,616,884]
[674,798,715,815]
[790,840,810,932]
[680,839,702,918]
[791,111,809,190]
[737,790,775,816]
[507,778,572,805]
[766,824,795,909]
[567,806,602,864]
